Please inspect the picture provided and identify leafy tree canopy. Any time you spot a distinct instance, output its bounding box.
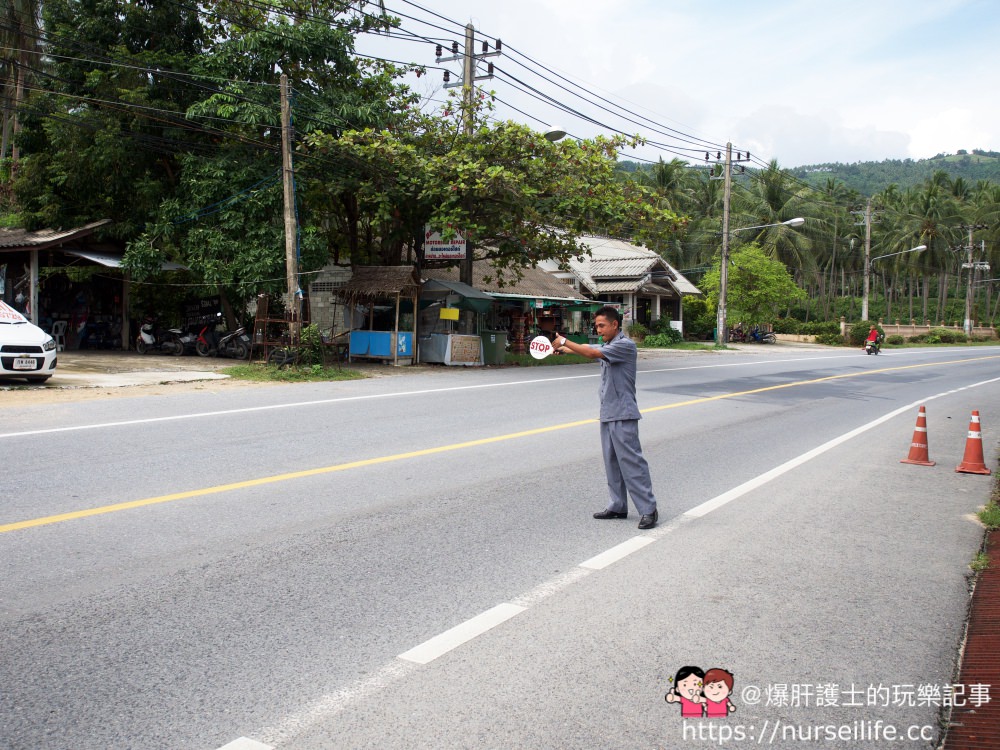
[700,244,805,324]
[306,94,685,280]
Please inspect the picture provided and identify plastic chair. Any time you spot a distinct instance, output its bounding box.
[51,320,67,351]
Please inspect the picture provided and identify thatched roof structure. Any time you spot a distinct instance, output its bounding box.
[337,266,421,301]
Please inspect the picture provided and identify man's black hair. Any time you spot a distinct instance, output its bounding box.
[595,305,622,326]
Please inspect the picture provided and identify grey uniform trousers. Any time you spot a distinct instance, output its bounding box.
[600,419,657,516]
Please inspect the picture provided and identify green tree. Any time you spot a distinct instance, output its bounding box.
[14,0,206,238]
[700,244,805,325]
[124,1,413,309]
[306,95,684,278]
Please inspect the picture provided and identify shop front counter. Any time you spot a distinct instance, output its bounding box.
[349,330,413,363]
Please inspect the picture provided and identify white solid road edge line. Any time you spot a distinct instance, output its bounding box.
[683,375,1000,519]
[216,738,274,750]
[398,602,527,665]
[579,536,656,570]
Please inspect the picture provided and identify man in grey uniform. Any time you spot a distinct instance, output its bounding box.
[554,306,658,529]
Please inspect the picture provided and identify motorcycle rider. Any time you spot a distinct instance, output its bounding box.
[864,325,882,353]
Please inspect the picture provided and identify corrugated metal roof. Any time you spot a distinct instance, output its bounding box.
[425,262,587,302]
[564,235,701,297]
[588,257,657,278]
[0,220,111,250]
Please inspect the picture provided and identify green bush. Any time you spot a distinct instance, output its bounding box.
[886,335,904,345]
[299,324,325,365]
[801,321,841,335]
[908,334,927,344]
[849,320,883,346]
[816,332,845,346]
[628,322,649,341]
[928,327,965,344]
[772,318,800,334]
[642,328,683,347]
[682,296,716,340]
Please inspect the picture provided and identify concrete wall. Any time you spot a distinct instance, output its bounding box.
[838,317,997,339]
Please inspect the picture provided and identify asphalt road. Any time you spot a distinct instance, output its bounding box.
[2,345,999,749]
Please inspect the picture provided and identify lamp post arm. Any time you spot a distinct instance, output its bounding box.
[870,245,927,264]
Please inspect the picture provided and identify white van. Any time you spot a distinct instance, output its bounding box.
[0,301,58,383]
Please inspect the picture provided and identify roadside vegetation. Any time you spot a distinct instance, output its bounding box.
[977,469,1000,530]
[1,2,998,346]
[222,363,367,383]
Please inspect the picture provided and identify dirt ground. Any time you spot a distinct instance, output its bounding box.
[0,375,272,407]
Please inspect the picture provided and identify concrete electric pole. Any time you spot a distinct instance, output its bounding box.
[280,74,300,340]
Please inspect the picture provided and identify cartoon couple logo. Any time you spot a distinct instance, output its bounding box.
[665,666,736,718]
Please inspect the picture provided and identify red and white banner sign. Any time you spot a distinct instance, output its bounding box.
[0,300,27,323]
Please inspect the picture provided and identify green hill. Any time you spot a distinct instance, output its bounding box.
[791,149,1000,195]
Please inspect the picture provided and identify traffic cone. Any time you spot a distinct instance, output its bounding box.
[901,405,935,466]
[956,410,991,475]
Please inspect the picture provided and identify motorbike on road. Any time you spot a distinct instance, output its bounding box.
[864,336,882,355]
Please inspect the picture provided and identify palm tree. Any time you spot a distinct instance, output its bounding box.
[730,159,811,273]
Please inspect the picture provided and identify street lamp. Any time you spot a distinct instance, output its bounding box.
[862,244,926,322]
[715,217,805,345]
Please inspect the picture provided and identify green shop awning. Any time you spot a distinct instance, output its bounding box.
[421,278,494,314]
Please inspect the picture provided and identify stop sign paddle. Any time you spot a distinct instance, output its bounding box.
[528,335,555,359]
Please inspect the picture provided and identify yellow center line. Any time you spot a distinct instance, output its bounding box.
[3,354,997,535]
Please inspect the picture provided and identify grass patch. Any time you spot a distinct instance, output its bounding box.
[979,503,1000,530]
[222,363,368,382]
[971,551,990,572]
[504,352,594,366]
[642,341,717,351]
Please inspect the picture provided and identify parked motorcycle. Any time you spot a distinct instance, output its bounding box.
[216,325,251,359]
[195,313,223,357]
[136,317,184,355]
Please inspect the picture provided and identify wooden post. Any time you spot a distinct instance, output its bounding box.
[393,291,401,367]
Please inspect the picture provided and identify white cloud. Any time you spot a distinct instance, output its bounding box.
[370,0,1000,164]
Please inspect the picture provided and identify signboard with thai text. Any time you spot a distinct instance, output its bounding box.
[424,226,467,260]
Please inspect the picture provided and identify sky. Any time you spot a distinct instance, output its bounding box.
[355,0,1000,167]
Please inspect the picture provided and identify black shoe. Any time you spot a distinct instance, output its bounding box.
[593,509,628,520]
[638,509,658,530]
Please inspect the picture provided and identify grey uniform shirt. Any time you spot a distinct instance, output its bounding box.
[598,330,641,422]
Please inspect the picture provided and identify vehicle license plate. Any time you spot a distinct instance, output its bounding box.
[13,358,37,370]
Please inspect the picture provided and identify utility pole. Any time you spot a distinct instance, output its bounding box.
[862,198,872,321]
[854,198,879,321]
[280,74,300,340]
[437,27,499,332]
[965,224,975,335]
[460,24,475,294]
[716,143,732,346]
[961,224,989,335]
[708,143,749,345]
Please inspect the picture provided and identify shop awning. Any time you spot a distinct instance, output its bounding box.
[422,278,494,314]
[63,249,189,271]
[489,292,593,309]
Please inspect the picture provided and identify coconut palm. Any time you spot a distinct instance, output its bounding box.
[730,159,811,273]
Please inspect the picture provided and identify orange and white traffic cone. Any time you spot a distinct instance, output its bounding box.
[901,405,935,466]
[956,410,991,475]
